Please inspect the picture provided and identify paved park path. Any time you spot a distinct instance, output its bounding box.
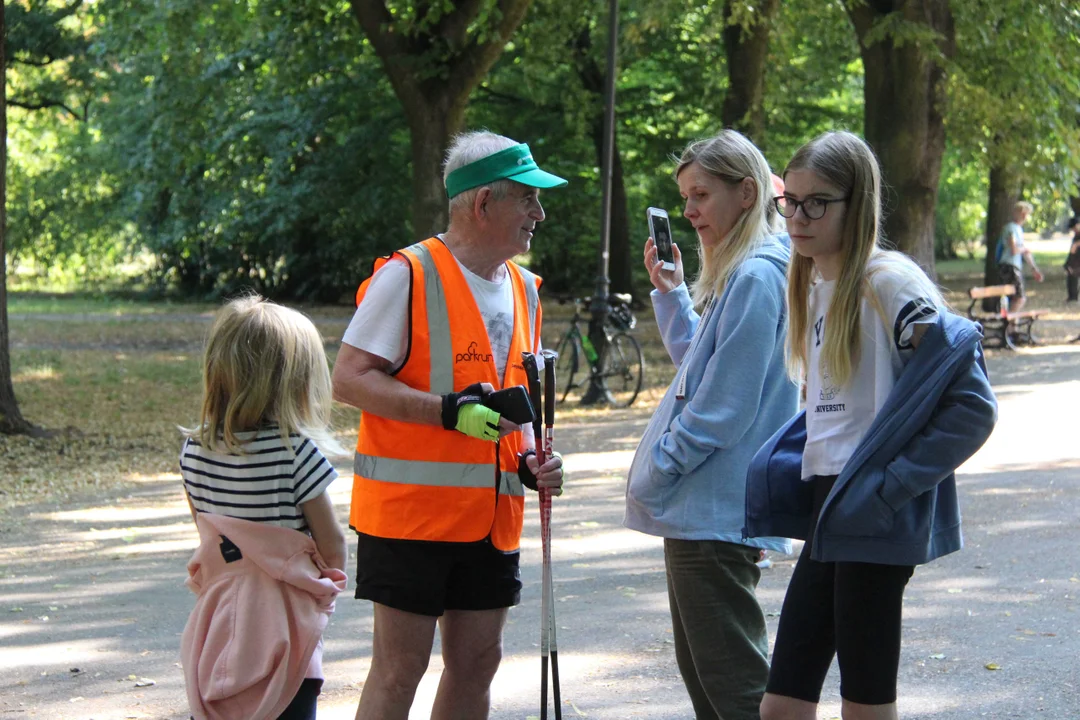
[2,345,1079,719]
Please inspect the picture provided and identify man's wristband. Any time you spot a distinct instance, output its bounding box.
[441,383,488,431]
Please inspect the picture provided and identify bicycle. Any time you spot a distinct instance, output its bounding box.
[553,293,645,408]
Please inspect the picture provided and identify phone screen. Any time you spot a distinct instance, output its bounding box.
[651,213,674,266]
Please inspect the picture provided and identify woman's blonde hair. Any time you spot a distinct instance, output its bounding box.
[675,129,778,307]
[188,294,342,455]
[784,131,946,387]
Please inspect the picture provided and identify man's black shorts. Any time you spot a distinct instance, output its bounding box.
[998,263,1025,298]
[354,532,522,617]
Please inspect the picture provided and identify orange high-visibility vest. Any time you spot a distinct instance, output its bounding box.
[348,238,543,552]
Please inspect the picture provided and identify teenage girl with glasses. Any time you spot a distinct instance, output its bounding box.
[747,131,998,720]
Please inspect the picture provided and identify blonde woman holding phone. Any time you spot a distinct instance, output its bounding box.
[625,129,798,720]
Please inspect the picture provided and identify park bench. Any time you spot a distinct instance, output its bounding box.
[966,284,1044,350]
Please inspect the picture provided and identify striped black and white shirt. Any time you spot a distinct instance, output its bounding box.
[180,428,338,532]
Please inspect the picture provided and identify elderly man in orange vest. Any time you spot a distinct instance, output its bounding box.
[332,130,567,720]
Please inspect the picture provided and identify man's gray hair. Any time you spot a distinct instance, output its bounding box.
[444,131,519,215]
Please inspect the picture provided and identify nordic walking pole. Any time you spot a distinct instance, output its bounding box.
[521,352,548,720]
[541,349,562,720]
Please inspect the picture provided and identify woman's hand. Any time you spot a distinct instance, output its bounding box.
[644,237,684,293]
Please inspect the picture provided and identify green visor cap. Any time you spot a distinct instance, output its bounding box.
[445,143,568,199]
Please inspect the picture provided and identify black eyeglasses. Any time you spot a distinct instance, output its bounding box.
[772,196,848,220]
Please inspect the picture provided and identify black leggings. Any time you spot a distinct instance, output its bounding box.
[189,679,322,720]
[277,678,323,720]
[766,476,914,705]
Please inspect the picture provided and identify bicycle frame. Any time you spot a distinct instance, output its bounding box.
[555,298,644,407]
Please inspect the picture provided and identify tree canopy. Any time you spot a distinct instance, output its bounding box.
[3,0,1079,301]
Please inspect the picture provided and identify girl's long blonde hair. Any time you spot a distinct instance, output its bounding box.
[188,294,343,455]
[675,130,778,308]
[785,132,945,387]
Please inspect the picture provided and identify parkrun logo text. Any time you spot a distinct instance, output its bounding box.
[456,341,493,364]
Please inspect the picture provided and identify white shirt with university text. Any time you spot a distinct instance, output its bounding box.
[801,271,938,479]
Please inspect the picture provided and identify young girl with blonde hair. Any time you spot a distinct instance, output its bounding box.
[746,132,997,720]
[180,295,347,720]
[625,129,798,720]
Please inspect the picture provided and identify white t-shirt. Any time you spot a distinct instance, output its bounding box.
[801,270,939,479]
[341,246,521,380]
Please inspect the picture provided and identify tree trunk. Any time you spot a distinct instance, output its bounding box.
[403,94,468,239]
[720,0,780,146]
[351,0,535,240]
[981,164,1019,310]
[1070,194,1080,217]
[0,2,36,435]
[847,0,955,276]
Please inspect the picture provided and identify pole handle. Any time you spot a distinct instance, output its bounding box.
[541,349,557,428]
[521,352,544,460]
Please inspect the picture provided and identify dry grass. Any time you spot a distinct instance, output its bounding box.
[1,301,361,511]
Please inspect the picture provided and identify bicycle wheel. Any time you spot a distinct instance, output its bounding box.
[598,332,644,407]
[553,332,586,404]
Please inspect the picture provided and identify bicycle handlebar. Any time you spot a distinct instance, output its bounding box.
[578,293,633,307]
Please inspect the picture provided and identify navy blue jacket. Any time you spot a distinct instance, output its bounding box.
[744,312,998,566]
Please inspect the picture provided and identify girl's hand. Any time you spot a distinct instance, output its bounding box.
[644,237,684,293]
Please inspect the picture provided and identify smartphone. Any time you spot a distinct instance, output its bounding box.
[482,385,537,425]
[647,207,676,271]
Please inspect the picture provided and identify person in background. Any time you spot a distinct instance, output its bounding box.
[996,201,1043,312]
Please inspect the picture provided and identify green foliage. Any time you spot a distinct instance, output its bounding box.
[470,0,860,294]
[6,115,134,280]
[947,0,1080,219]
[86,0,413,301]
[761,0,863,165]
[467,0,729,294]
[6,0,93,117]
[7,0,1080,298]
[935,144,988,259]
[859,9,950,57]
[5,0,109,276]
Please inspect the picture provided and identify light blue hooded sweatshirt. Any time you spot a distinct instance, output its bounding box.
[624,234,797,552]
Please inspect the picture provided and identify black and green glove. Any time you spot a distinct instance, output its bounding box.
[442,383,501,442]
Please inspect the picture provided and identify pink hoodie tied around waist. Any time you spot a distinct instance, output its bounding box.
[181,512,347,720]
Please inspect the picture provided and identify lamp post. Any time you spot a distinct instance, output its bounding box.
[580,0,619,405]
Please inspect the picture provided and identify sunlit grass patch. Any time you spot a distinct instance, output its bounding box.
[12,364,60,383]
